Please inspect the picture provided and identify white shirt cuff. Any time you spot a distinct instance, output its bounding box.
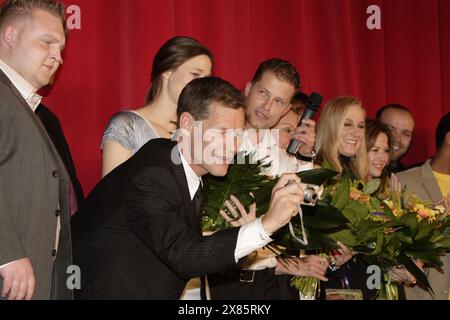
[234,217,273,262]
[298,161,314,172]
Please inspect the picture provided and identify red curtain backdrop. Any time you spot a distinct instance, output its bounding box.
[42,0,450,194]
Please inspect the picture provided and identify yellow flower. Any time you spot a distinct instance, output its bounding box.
[435,205,446,214]
[350,187,362,201]
[412,204,425,216]
[384,199,404,217]
[384,200,394,209]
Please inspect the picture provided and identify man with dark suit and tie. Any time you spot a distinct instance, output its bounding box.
[71,76,306,299]
[0,0,73,300]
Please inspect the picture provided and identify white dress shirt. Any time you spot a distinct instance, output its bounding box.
[0,59,42,112]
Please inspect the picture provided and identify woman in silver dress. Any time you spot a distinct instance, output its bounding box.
[101,36,213,177]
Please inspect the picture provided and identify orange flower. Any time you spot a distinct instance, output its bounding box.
[359,195,370,205]
[350,187,362,201]
[418,209,429,218]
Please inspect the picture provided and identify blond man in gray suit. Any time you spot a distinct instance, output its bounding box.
[0,0,73,300]
[397,112,450,300]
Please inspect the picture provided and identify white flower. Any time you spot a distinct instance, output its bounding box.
[244,131,299,177]
[258,148,300,178]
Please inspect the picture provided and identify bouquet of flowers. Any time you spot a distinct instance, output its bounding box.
[202,153,347,246]
[316,176,450,299]
[201,154,450,299]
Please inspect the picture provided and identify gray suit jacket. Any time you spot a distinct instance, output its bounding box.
[397,159,450,300]
[0,70,72,300]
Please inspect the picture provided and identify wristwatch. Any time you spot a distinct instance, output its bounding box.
[296,150,316,162]
[328,262,340,272]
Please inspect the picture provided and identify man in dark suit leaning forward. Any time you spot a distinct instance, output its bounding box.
[71,76,305,299]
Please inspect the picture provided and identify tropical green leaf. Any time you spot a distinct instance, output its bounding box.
[274,226,340,251]
[414,221,436,241]
[399,212,419,230]
[443,226,450,236]
[394,232,413,245]
[301,203,349,229]
[368,232,384,255]
[432,236,450,249]
[305,229,341,250]
[397,254,433,293]
[403,250,444,268]
[321,159,336,171]
[363,178,381,195]
[341,200,369,225]
[442,217,450,229]
[369,196,382,211]
[354,220,384,244]
[332,178,350,210]
[380,203,400,224]
[202,153,272,230]
[297,168,339,186]
[331,229,359,247]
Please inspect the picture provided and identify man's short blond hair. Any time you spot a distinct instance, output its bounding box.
[0,0,66,33]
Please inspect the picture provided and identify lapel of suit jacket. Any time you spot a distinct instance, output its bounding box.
[0,70,70,198]
[170,146,200,233]
[421,159,443,204]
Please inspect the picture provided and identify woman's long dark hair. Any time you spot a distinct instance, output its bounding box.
[365,119,393,194]
[145,36,214,104]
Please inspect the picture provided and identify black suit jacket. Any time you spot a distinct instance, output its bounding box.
[35,104,84,207]
[71,139,241,299]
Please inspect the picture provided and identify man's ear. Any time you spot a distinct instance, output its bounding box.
[179,112,195,131]
[244,82,253,97]
[445,132,450,146]
[2,26,16,47]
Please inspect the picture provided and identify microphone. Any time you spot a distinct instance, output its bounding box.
[286,92,323,156]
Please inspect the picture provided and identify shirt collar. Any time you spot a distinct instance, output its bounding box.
[0,59,42,112]
[240,129,277,154]
[179,147,202,201]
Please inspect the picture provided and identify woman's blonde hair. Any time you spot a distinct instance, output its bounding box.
[316,96,368,179]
